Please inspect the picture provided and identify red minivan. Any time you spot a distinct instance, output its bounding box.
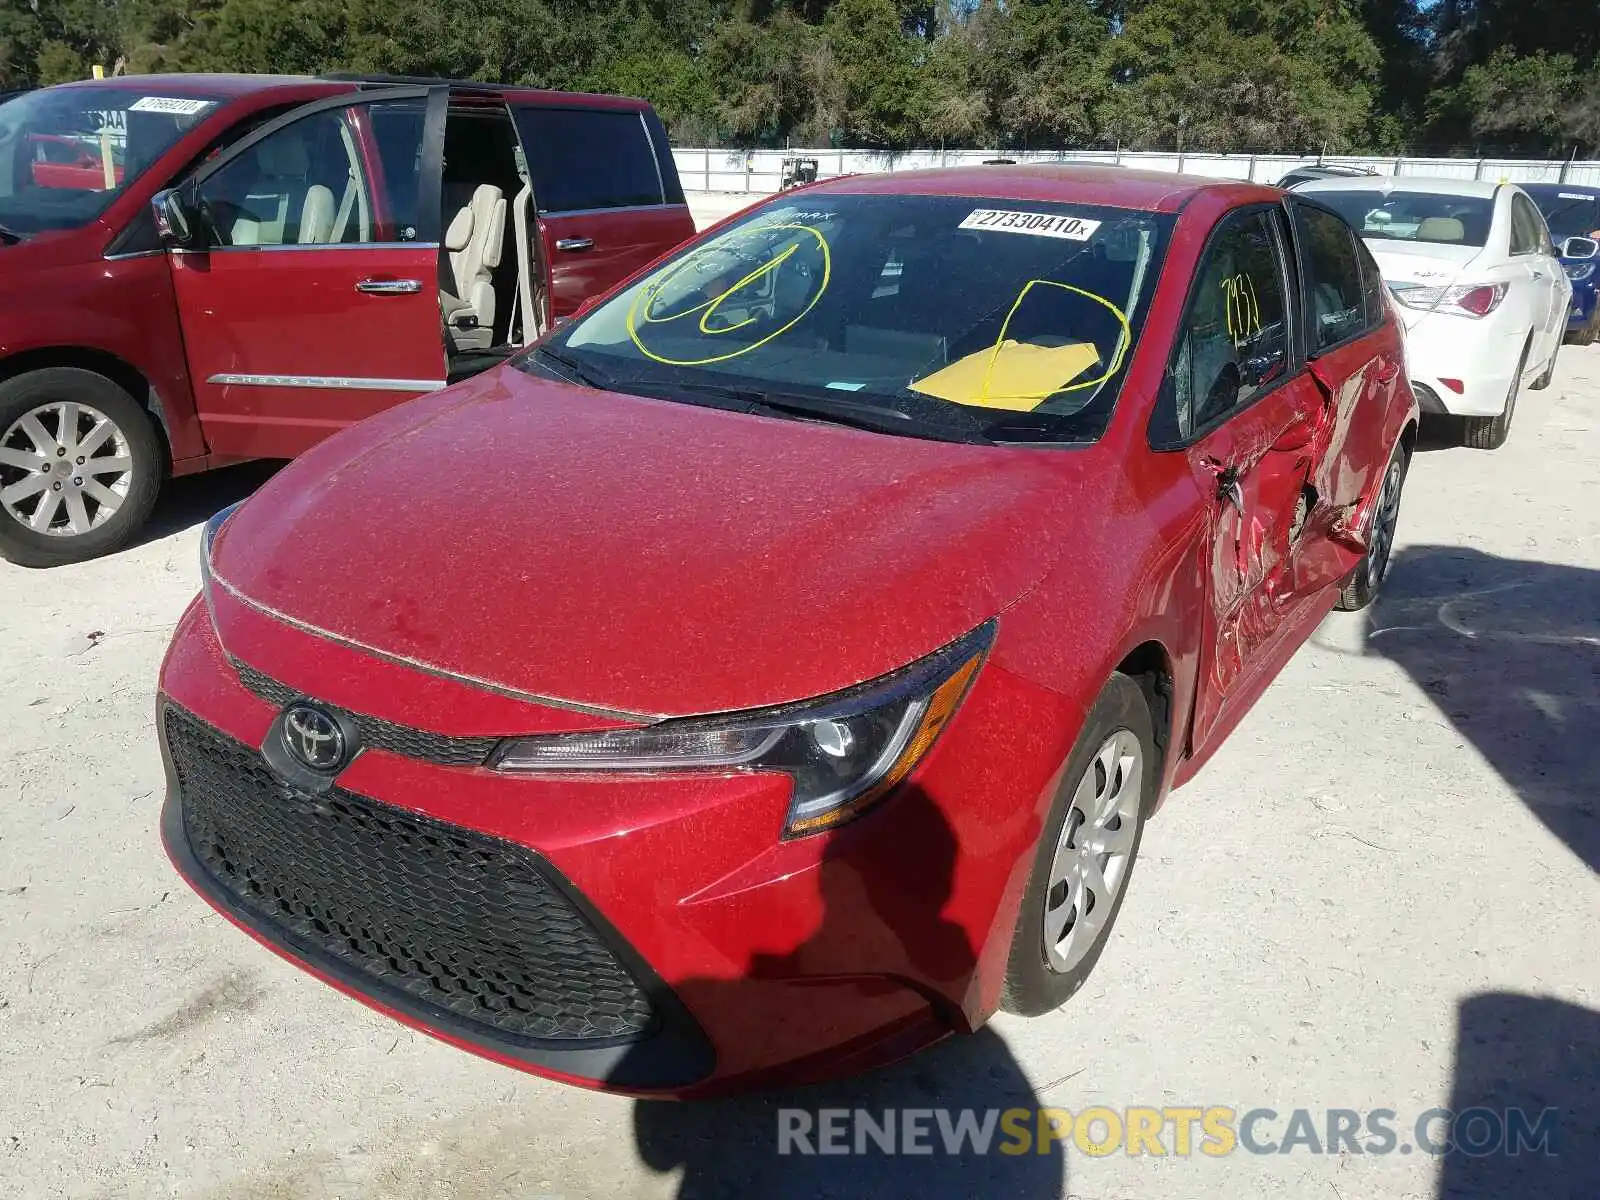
[0,73,695,566]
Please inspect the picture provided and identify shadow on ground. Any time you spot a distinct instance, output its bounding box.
[1359,546,1599,1197]
[1362,544,1599,873]
[1438,993,1600,1198]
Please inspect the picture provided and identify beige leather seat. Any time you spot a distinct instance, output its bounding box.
[230,137,337,246]
[1416,217,1465,244]
[439,184,506,352]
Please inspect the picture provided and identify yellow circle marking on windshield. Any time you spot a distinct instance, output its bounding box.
[627,223,831,366]
[975,280,1133,405]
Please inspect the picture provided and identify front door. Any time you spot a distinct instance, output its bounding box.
[169,88,449,461]
[1160,206,1325,751]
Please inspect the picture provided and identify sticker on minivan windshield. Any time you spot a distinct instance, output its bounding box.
[128,97,215,117]
[959,210,1102,240]
[1559,192,1597,201]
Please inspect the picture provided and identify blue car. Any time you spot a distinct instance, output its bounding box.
[1522,183,1600,344]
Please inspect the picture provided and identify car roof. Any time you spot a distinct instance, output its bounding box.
[44,73,334,100]
[1294,175,1503,199]
[806,164,1279,214]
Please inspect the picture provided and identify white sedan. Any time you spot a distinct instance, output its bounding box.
[1293,176,1572,449]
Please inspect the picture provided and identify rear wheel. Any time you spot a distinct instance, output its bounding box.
[1336,439,1409,612]
[1000,674,1156,1017]
[0,369,164,568]
[1461,341,1528,451]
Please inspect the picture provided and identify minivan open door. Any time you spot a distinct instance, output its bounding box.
[165,86,449,461]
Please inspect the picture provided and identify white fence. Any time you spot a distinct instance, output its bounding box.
[673,147,1600,195]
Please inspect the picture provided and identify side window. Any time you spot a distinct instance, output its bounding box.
[512,107,664,213]
[1295,206,1367,351]
[1165,209,1291,442]
[1509,194,1542,256]
[195,100,424,248]
[1357,236,1389,329]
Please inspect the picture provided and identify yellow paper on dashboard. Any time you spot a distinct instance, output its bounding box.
[909,340,1100,411]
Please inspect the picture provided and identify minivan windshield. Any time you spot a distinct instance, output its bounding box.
[1307,189,1495,248]
[0,85,224,236]
[525,193,1174,445]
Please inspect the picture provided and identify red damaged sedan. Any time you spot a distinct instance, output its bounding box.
[158,167,1417,1097]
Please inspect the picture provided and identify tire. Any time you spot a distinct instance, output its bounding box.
[1461,340,1529,451]
[1530,339,1559,391]
[1000,673,1156,1017]
[1336,438,1409,612]
[0,368,164,568]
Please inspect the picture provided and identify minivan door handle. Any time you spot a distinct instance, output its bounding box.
[555,237,594,252]
[355,278,422,295]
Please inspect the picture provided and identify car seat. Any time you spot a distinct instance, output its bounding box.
[439,183,506,352]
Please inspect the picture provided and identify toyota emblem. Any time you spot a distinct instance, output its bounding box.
[281,703,347,773]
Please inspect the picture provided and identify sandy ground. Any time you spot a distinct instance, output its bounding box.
[1,299,1596,1195]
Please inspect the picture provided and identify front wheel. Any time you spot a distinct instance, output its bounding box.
[0,368,164,568]
[1000,673,1156,1017]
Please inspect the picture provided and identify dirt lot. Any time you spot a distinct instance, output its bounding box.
[1,322,1597,1197]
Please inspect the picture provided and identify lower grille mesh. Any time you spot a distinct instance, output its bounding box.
[165,706,655,1043]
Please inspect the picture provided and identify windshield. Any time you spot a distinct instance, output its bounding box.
[0,85,224,235]
[1527,190,1600,243]
[1309,190,1495,248]
[526,193,1174,445]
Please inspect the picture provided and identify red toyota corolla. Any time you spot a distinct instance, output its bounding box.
[158,167,1417,1097]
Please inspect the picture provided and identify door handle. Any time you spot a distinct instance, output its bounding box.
[1214,465,1245,516]
[555,237,594,252]
[1374,358,1400,384]
[355,278,422,295]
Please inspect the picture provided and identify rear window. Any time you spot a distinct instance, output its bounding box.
[1309,189,1495,248]
[513,107,664,213]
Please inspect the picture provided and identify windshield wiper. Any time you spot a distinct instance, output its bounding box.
[0,223,23,245]
[643,380,983,441]
[532,345,611,389]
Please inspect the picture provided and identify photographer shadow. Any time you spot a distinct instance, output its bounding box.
[618,784,1065,1199]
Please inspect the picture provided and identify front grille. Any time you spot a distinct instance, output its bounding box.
[165,705,656,1043]
[233,660,500,768]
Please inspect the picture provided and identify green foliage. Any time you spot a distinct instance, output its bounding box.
[3,0,1597,154]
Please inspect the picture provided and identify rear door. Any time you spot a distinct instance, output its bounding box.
[1283,200,1403,597]
[1152,205,1329,752]
[509,104,694,319]
[1509,189,1564,368]
[169,87,449,461]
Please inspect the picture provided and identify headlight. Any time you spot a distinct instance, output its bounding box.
[1565,262,1595,282]
[492,621,995,837]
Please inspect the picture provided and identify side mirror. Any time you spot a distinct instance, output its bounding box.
[151,187,196,248]
[1561,235,1599,261]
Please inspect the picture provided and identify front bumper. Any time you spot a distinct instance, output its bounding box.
[158,596,1074,1096]
[1565,280,1598,333]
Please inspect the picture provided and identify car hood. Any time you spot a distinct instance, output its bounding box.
[210,366,1085,719]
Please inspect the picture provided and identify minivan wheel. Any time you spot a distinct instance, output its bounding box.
[1000,673,1156,1017]
[0,369,164,568]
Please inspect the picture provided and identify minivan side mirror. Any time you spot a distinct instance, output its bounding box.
[1561,235,1599,261]
[151,187,197,248]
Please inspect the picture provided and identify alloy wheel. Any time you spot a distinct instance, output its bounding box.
[0,402,133,537]
[1043,729,1143,974]
[1366,457,1405,590]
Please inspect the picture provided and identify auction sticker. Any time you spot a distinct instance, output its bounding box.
[959,209,1102,240]
[128,97,215,116]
